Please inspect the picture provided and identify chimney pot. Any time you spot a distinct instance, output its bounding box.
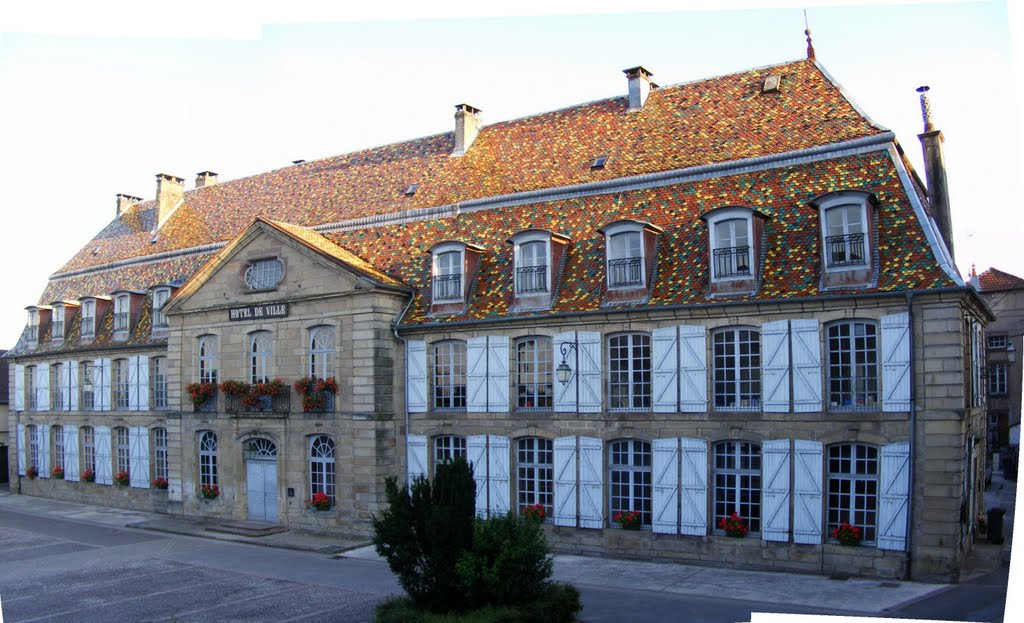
[195,170,219,189]
[453,104,482,157]
[624,66,654,111]
[115,193,143,217]
[916,87,954,262]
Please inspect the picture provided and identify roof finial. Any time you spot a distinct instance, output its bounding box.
[804,10,816,60]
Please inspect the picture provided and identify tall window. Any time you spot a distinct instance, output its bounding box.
[82,426,96,475]
[516,337,553,410]
[608,333,651,411]
[53,425,65,472]
[114,359,130,409]
[712,218,751,278]
[309,326,335,379]
[115,427,130,476]
[199,431,218,488]
[52,305,65,341]
[310,435,336,506]
[114,294,130,332]
[152,288,171,327]
[433,250,463,301]
[989,364,1008,395]
[81,300,96,338]
[713,441,761,534]
[27,425,39,471]
[827,443,878,544]
[151,357,168,409]
[81,361,95,410]
[434,435,467,472]
[27,309,39,342]
[607,231,643,287]
[26,365,36,410]
[152,428,168,481]
[244,258,284,290]
[516,240,548,294]
[827,321,878,410]
[713,328,761,411]
[433,341,467,411]
[824,204,867,267]
[198,335,218,384]
[51,363,64,411]
[249,331,273,384]
[516,438,553,518]
[609,439,652,527]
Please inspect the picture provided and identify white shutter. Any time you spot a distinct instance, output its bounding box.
[553,333,578,413]
[652,327,679,413]
[39,424,50,477]
[405,341,428,413]
[882,313,911,412]
[128,356,140,411]
[761,439,791,542]
[62,360,73,411]
[129,427,150,488]
[467,435,488,516]
[486,337,510,413]
[791,320,821,413]
[130,356,150,411]
[678,325,707,413]
[17,424,26,475]
[14,364,24,411]
[37,363,50,411]
[466,337,488,413]
[761,321,791,413]
[65,425,80,482]
[67,360,79,411]
[679,437,708,535]
[792,440,823,544]
[578,436,603,529]
[98,359,112,411]
[553,436,578,526]
[95,426,112,485]
[877,442,910,551]
[487,435,510,515]
[406,434,428,488]
[652,438,680,534]
[577,332,602,413]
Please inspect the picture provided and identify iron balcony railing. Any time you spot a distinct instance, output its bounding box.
[81,317,94,337]
[516,265,548,294]
[433,274,463,301]
[114,312,130,332]
[196,390,218,414]
[608,256,643,287]
[27,326,38,342]
[51,321,64,340]
[713,246,751,278]
[225,388,291,415]
[826,233,866,267]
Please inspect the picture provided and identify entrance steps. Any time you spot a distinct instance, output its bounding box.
[206,520,288,537]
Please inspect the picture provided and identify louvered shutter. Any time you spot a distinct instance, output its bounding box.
[877,442,910,551]
[882,313,911,412]
[37,363,50,411]
[577,333,602,413]
[652,327,679,413]
[65,425,80,482]
[466,337,488,412]
[761,439,791,542]
[467,435,489,516]
[761,321,791,413]
[406,434,428,488]
[791,320,821,413]
[487,337,510,413]
[792,440,823,544]
[652,438,680,534]
[553,436,577,526]
[95,426,112,485]
[129,427,150,488]
[487,435,510,515]
[128,356,140,411]
[678,325,707,413]
[578,436,603,528]
[17,424,26,475]
[14,364,24,411]
[679,437,708,535]
[39,424,50,477]
[406,341,428,413]
[553,333,578,413]
[67,360,79,411]
[98,359,112,411]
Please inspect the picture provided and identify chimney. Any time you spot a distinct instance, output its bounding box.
[970,263,980,289]
[916,86,955,262]
[453,104,482,157]
[155,173,185,226]
[195,171,218,188]
[624,66,654,111]
[115,193,142,217]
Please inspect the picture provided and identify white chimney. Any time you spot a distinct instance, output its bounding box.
[624,66,654,111]
[195,171,219,188]
[453,104,482,157]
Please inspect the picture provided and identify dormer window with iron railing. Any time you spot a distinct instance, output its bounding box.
[80,299,95,338]
[516,239,548,294]
[826,231,865,267]
[51,305,65,341]
[26,309,38,343]
[433,249,463,302]
[152,287,171,328]
[712,216,752,278]
[811,191,877,289]
[607,231,643,287]
[703,206,763,296]
[113,294,130,332]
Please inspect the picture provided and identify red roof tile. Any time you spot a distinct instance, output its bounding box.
[978,267,1024,292]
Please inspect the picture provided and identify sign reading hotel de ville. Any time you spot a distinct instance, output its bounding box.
[228,303,289,321]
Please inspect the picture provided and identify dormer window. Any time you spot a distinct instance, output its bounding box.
[26,308,38,343]
[113,294,130,333]
[811,190,877,289]
[608,230,643,287]
[81,299,96,339]
[508,229,570,311]
[712,218,750,278]
[824,205,866,267]
[152,287,171,328]
[52,304,65,341]
[427,241,484,313]
[598,220,663,303]
[702,206,764,296]
[244,258,284,290]
[517,240,547,293]
[434,249,463,302]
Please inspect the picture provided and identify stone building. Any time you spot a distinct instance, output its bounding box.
[4,54,993,581]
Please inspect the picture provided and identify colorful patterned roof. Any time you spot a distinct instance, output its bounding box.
[978,267,1024,292]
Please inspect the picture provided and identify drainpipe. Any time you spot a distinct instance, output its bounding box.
[905,292,917,580]
[391,291,417,484]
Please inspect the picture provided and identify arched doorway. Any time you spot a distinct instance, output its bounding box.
[244,438,278,522]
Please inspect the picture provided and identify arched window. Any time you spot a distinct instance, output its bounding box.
[515,437,553,518]
[827,443,879,544]
[713,327,761,411]
[432,341,467,411]
[199,431,218,488]
[515,337,553,410]
[713,441,761,534]
[309,326,335,379]
[52,425,65,474]
[114,427,130,476]
[152,428,168,481]
[198,335,218,384]
[608,333,651,411]
[249,331,273,384]
[310,435,336,505]
[609,439,652,527]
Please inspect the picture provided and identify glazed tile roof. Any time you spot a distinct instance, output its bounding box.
[978,267,1024,292]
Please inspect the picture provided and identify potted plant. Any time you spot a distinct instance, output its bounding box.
[718,512,748,538]
[521,503,546,522]
[613,510,642,530]
[82,468,95,483]
[151,477,169,490]
[186,382,217,410]
[51,465,65,480]
[306,491,332,511]
[26,466,38,480]
[832,521,862,546]
[199,484,220,499]
[294,376,338,412]
[114,470,130,486]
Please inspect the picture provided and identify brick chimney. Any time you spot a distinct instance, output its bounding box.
[453,104,482,157]
[155,173,185,227]
[115,193,142,217]
[916,86,955,262]
[195,171,219,188]
[624,66,654,111]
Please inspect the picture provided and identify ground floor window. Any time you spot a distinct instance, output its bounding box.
[434,435,466,474]
[827,443,878,543]
[199,431,218,487]
[115,427,130,476]
[516,437,553,518]
[713,441,761,533]
[53,425,65,473]
[609,439,652,527]
[27,425,39,471]
[310,435,336,505]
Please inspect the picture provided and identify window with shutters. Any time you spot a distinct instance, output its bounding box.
[516,437,553,518]
[515,337,553,411]
[434,435,467,474]
[81,299,96,339]
[152,428,168,480]
[199,431,218,487]
[82,426,95,474]
[51,363,64,411]
[609,439,652,527]
[152,287,171,328]
[827,443,878,544]
[309,325,335,379]
[81,361,95,410]
[27,425,39,470]
[51,304,65,342]
[826,321,879,411]
[310,435,336,505]
[608,333,651,411]
[713,441,761,534]
[115,427,130,475]
[249,331,273,384]
[26,366,36,410]
[433,341,467,411]
[198,335,219,384]
[151,357,168,409]
[989,364,1008,395]
[713,328,761,411]
[53,425,64,473]
[114,359,130,409]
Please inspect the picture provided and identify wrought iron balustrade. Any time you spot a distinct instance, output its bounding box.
[826,233,866,267]
[516,266,548,293]
[433,274,463,301]
[225,387,291,415]
[608,256,643,287]
[114,312,130,332]
[713,246,751,278]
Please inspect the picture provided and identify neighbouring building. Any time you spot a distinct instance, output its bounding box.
[4,50,994,582]
[1,350,8,484]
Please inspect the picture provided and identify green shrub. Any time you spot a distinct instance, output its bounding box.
[375,587,582,623]
[456,512,553,608]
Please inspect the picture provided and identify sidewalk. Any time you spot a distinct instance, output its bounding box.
[0,480,1012,617]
